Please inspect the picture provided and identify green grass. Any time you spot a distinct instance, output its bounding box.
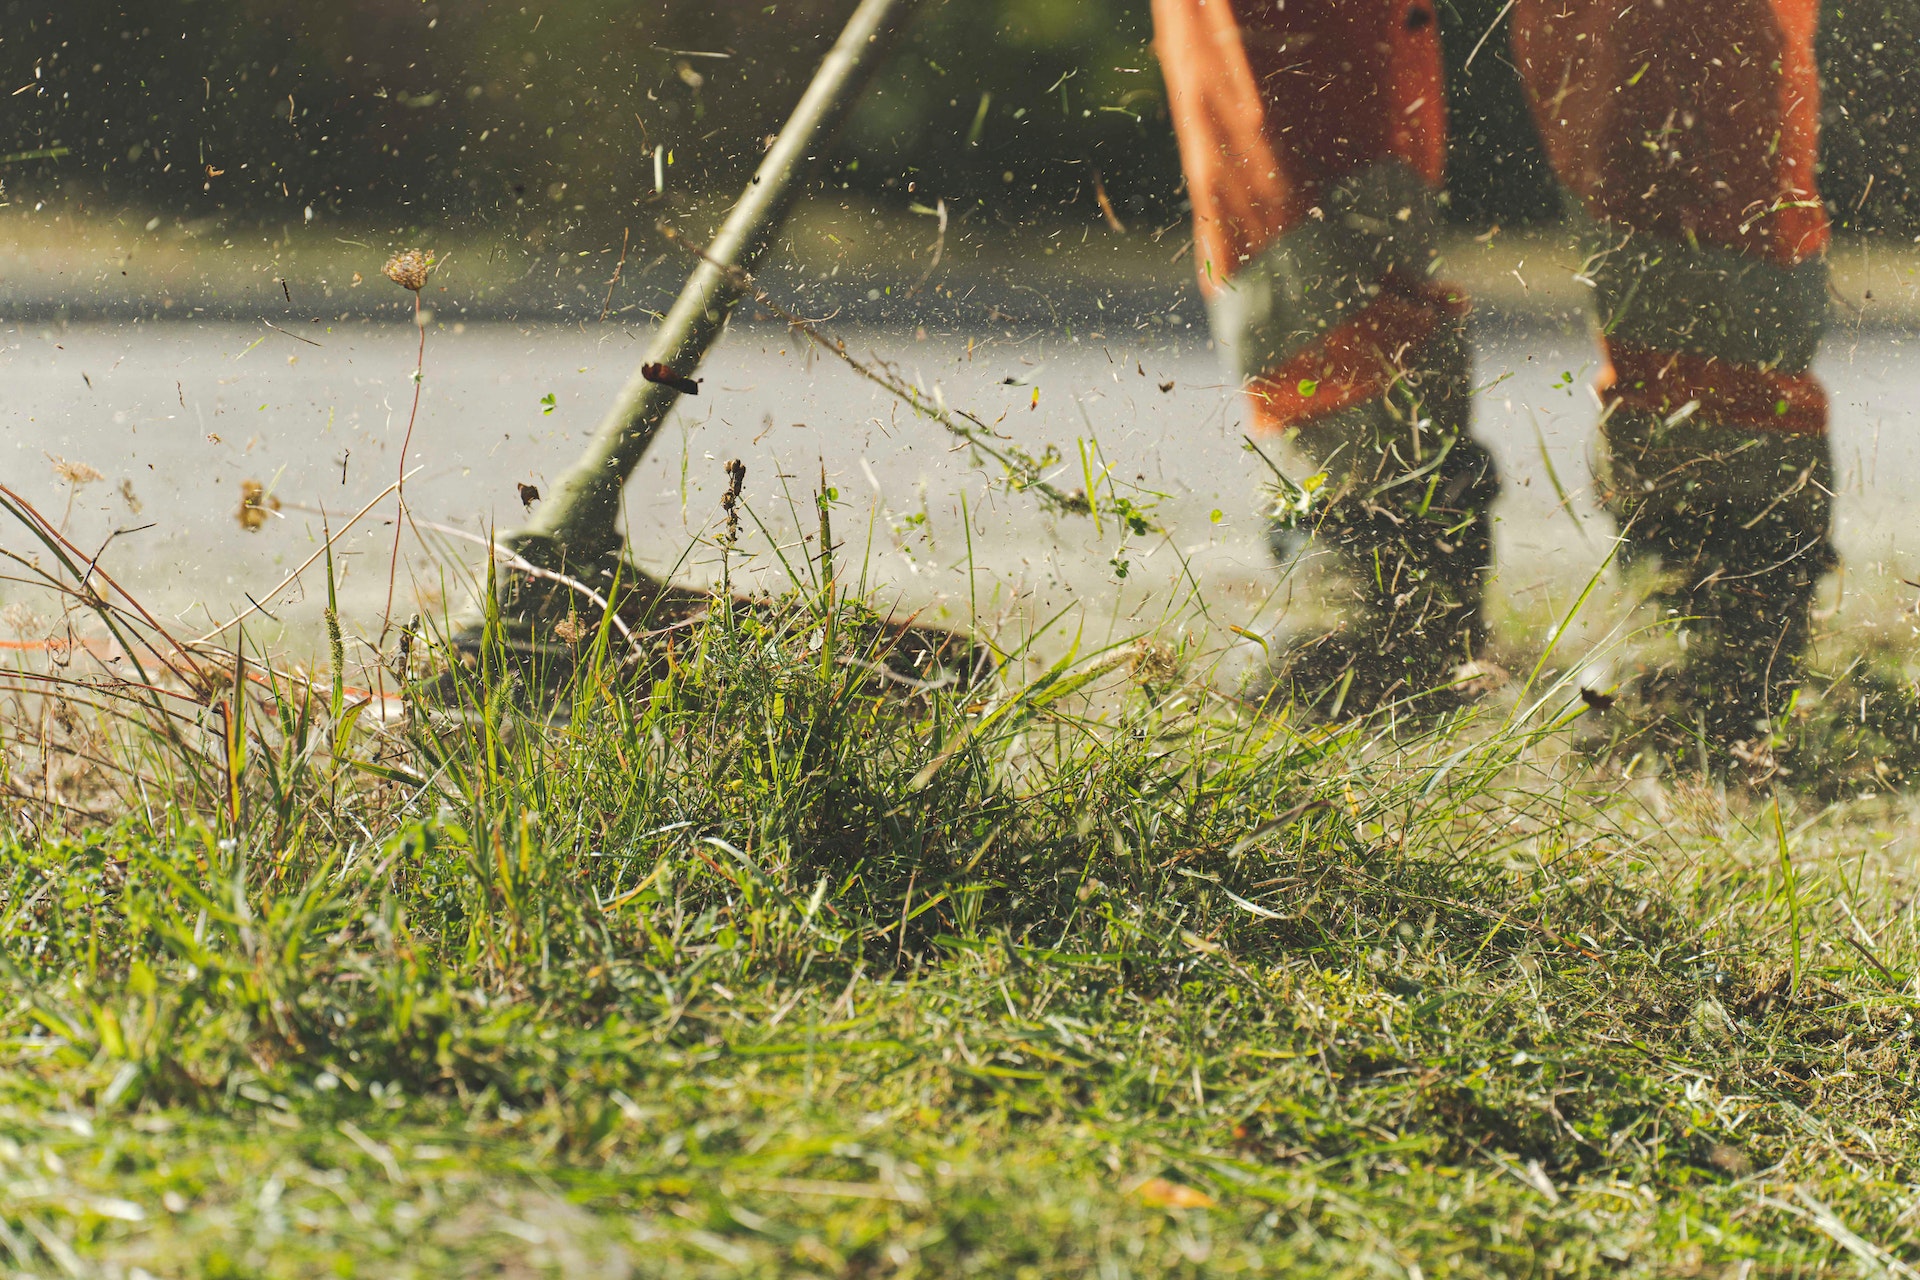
[5,489,1920,1278]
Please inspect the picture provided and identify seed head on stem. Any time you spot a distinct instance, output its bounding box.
[382,249,433,293]
[719,458,746,598]
[381,248,434,644]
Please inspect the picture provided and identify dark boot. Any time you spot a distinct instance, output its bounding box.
[1601,411,1834,766]
[1254,322,1501,716]
[1601,412,1920,790]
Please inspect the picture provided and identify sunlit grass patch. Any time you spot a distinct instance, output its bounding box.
[3,491,1920,1276]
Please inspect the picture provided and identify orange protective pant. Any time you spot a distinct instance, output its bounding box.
[1154,0,1830,436]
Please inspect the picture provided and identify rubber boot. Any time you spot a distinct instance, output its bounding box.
[1254,320,1500,717]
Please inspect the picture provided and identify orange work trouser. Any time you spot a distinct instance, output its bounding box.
[1153,0,1830,437]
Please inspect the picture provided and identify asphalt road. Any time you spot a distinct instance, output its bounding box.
[6,315,1918,666]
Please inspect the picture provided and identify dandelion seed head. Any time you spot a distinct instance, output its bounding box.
[50,458,105,486]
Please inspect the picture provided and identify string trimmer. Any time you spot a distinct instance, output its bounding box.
[439,0,985,688]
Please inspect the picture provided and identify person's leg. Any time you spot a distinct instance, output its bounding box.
[1154,0,1499,713]
[1513,0,1834,752]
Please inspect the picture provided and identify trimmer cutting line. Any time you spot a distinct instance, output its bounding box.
[443,0,983,685]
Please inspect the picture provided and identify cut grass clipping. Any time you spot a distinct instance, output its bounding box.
[4,484,1920,1277]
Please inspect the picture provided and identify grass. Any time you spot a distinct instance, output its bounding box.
[5,478,1920,1278]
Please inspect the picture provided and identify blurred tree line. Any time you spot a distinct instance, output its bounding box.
[0,0,1914,241]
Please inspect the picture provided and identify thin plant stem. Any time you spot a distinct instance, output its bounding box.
[384,290,427,638]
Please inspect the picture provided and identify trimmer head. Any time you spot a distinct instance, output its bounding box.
[417,556,994,728]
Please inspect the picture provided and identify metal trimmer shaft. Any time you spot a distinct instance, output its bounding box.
[487,0,920,597]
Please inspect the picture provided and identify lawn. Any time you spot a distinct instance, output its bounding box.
[3,478,1920,1279]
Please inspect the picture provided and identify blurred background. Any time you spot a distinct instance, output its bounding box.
[7,0,1917,250]
[4,0,1920,667]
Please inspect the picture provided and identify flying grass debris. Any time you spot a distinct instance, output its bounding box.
[236,479,280,532]
[656,222,1160,533]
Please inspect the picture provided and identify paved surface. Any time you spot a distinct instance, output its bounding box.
[5,315,1919,665]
